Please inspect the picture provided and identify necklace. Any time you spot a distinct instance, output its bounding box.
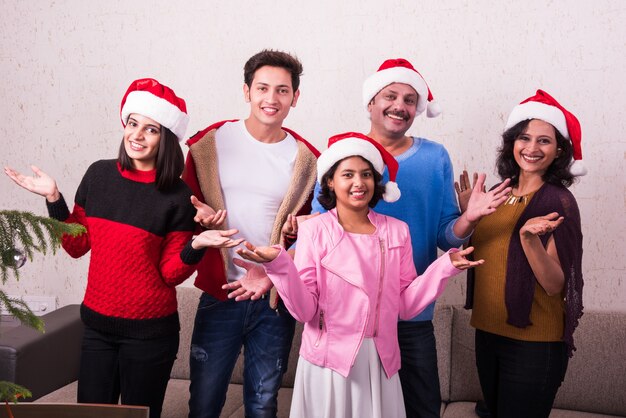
[504,193,530,205]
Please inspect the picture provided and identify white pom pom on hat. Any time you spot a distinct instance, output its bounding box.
[362,58,441,118]
[120,78,190,142]
[317,132,401,203]
[505,89,586,176]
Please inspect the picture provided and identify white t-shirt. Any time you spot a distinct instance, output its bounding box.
[215,120,298,281]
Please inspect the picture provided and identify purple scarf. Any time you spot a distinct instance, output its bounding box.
[466,182,584,357]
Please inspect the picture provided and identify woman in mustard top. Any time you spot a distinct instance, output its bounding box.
[462,90,585,418]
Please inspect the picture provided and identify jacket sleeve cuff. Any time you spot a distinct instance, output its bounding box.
[45,194,70,221]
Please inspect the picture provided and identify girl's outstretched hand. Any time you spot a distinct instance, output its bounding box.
[192,228,244,249]
[449,246,484,270]
[4,165,60,201]
[236,241,280,263]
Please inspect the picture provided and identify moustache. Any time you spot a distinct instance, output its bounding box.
[385,110,410,121]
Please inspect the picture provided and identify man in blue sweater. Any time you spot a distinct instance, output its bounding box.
[310,58,508,418]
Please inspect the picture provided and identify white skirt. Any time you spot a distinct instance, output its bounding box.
[289,338,406,418]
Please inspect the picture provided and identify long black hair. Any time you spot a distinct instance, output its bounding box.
[317,156,386,210]
[118,126,184,191]
[496,119,575,188]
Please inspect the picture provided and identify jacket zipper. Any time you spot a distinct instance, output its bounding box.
[314,309,325,347]
[373,237,385,337]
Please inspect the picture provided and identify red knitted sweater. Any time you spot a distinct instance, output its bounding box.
[47,160,205,338]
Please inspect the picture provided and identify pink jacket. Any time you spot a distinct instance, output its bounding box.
[264,209,461,378]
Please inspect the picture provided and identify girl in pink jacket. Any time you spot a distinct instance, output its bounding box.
[236,132,483,418]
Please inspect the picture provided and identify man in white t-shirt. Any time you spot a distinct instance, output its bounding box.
[182,49,319,418]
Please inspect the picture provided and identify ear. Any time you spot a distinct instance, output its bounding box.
[556,147,563,158]
[326,178,334,191]
[243,84,251,103]
[291,89,300,108]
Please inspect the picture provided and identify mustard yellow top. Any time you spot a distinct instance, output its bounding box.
[470,192,565,341]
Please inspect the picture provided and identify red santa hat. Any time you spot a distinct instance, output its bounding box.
[362,58,441,118]
[120,78,190,142]
[505,89,586,176]
[317,132,401,203]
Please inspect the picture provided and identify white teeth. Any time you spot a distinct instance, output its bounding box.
[263,107,278,115]
[129,141,146,151]
[522,155,541,162]
[387,114,404,121]
[352,191,365,196]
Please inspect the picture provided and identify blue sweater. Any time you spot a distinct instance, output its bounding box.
[312,137,466,321]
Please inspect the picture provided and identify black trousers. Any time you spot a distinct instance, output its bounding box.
[77,325,179,418]
[398,320,441,418]
[475,329,568,418]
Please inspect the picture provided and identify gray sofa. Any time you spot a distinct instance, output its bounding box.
[2,286,624,417]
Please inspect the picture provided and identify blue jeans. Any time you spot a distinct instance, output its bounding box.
[78,325,179,418]
[397,320,441,418]
[475,329,569,418]
[188,293,295,418]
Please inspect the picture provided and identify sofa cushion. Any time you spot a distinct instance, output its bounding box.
[433,303,454,401]
[441,402,621,418]
[0,304,83,401]
[161,379,292,418]
[448,306,483,402]
[552,311,626,417]
[446,307,626,417]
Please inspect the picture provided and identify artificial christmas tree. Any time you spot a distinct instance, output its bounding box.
[0,210,84,403]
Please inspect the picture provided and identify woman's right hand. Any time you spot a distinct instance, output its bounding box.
[4,165,60,202]
[192,229,244,250]
[519,212,564,238]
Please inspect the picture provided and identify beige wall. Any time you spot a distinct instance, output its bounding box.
[1,1,624,312]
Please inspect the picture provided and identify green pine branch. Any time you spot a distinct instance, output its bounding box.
[0,381,31,403]
[0,210,85,331]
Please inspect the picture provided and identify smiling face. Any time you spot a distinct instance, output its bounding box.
[367,83,419,140]
[513,119,560,178]
[243,65,299,131]
[123,113,161,170]
[327,156,376,214]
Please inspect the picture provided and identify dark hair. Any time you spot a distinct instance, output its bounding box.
[317,156,386,210]
[244,49,303,92]
[118,126,184,191]
[496,119,575,188]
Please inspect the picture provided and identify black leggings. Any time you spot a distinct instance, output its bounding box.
[475,329,568,418]
[78,325,179,418]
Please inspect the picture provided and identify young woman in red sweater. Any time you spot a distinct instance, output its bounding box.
[5,78,240,418]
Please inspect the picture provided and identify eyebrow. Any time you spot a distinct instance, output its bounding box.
[384,88,417,97]
[255,82,291,89]
[128,117,161,130]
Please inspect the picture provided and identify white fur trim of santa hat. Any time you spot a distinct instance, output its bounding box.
[362,58,441,118]
[318,133,401,203]
[505,89,586,176]
[505,101,568,140]
[120,78,190,142]
[317,138,384,183]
